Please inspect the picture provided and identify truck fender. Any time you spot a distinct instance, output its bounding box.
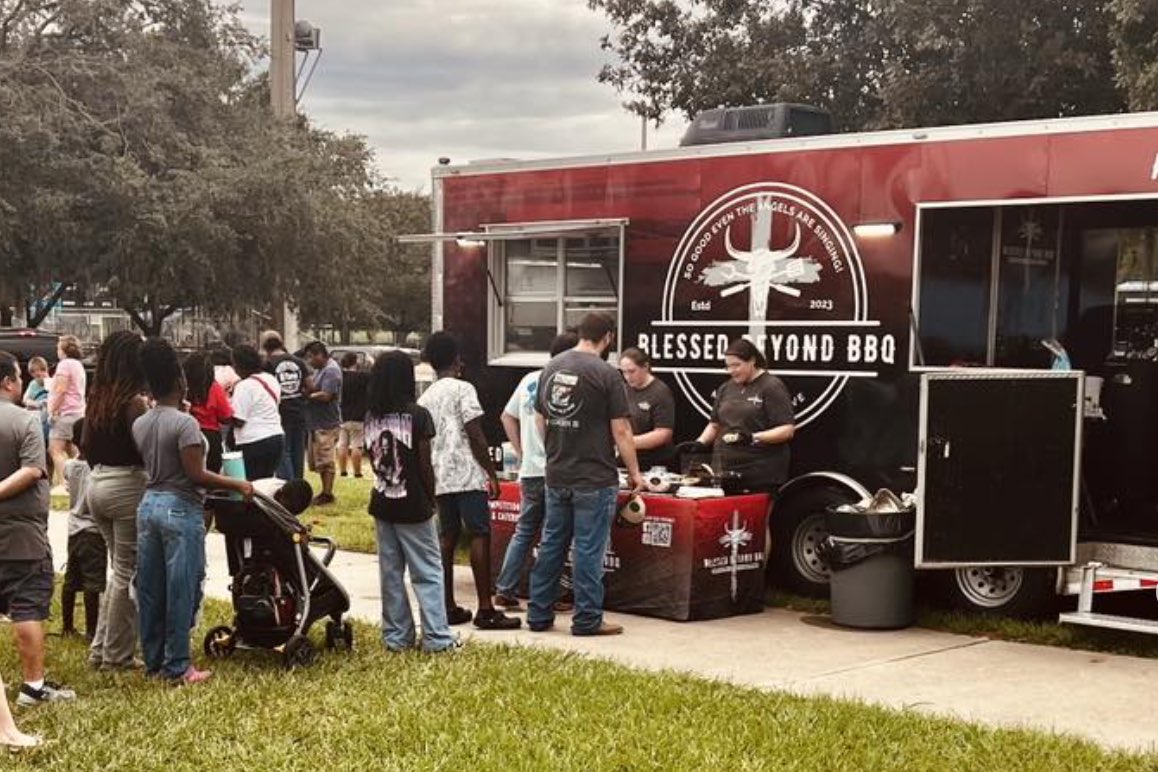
[777,472,871,503]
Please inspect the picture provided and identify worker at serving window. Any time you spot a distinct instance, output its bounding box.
[618,347,676,471]
[679,338,795,491]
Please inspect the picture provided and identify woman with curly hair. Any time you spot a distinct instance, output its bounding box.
[82,330,149,671]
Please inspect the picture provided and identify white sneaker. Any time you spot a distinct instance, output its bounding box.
[16,680,76,707]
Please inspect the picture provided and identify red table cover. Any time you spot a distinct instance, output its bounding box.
[489,481,770,621]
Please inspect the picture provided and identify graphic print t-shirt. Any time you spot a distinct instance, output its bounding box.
[365,405,435,523]
[266,353,309,428]
[536,349,630,489]
[417,377,489,496]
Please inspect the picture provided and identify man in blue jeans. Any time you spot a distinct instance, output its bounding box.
[528,314,644,636]
[493,331,578,610]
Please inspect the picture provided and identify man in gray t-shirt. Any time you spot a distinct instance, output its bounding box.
[304,341,343,505]
[528,314,643,637]
[0,351,76,706]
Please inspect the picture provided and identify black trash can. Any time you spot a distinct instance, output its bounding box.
[820,503,916,629]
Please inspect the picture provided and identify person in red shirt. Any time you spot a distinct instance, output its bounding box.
[182,352,233,473]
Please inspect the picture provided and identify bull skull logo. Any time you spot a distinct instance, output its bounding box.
[700,195,823,341]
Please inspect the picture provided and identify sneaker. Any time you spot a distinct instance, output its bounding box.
[426,636,464,654]
[312,493,336,507]
[169,666,212,686]
[493,593,522,611]
[446,606,473,626]
[474,609,522,631]
[16,680,76,706]
[572,622,624,637]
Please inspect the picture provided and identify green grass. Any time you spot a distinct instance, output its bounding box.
[297,472,377,553]
[4,599,1156,771]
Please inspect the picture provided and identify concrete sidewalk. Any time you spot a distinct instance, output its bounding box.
[47,513,1158,753]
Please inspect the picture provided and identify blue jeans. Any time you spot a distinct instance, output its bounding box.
[278,424,308,480]
[136,490,206,679]
[375,517,457,652]
[495,477,545,597]
[528,485,617,634]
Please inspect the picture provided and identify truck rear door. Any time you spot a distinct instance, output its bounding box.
[915,370,1083,567]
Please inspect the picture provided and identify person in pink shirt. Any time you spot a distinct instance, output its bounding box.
[47,335,86,491]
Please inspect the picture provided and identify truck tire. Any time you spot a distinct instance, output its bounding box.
[769,485,859,597]
[939,566,1058,619]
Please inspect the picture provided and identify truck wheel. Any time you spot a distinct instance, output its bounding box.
[769,486,858,597]
[940,566,1058,619]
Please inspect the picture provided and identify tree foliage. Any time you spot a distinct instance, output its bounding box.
[0,0,428,338]
[590,0,1149,131]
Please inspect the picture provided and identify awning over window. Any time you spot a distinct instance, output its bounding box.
[397,218,628,244]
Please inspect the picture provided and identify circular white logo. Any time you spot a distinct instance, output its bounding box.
[644,182,889,429]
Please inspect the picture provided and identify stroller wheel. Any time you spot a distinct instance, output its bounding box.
[204,626,236,659]
[342,622,355,652]
[325,620,355,652]
[284,634,316,670]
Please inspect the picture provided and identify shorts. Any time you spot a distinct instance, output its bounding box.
[339,421,364,452]
[64,528,108,593]
[308,428,340,473]
[436,490,491,537]
[50,413,81,442]
[0,558,54,622]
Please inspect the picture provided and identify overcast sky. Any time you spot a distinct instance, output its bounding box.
[233,0,685,191]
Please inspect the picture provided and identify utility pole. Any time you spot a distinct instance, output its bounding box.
[270,0,299,350]
[270,0,296,121]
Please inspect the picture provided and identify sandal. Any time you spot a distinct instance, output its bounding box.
[446,606,473,626]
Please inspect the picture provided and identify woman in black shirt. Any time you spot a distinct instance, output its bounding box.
[618,347,676,470]
[82,330,149,670]
[686,339,795,490]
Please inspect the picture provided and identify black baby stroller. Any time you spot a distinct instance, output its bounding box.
[203,491,353,669]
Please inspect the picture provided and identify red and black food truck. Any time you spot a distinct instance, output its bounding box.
[405,111,1158,630]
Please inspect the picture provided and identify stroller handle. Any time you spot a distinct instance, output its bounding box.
[309,536,338,567]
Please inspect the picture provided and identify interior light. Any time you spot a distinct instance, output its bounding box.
[455,238,486,248]
[853,222,901,238]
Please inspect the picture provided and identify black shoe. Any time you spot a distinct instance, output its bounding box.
[474,609,521,631]
[312,493,336,507]
[528,621,554,633]
[446,606,473,626]
[493,593,523,611]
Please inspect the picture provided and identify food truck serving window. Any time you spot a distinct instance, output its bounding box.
[914,198,1158,371]
[490,230,622,363]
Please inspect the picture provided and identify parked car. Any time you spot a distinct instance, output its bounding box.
[0,327,60,369]
[329,345,421,369]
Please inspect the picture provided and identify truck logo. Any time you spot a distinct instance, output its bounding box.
[702,197,823,342]
[641,182,895,428]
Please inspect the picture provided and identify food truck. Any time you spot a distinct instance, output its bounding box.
[404,110,1158,631]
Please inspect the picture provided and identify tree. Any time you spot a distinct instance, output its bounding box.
[589,0,1128,131]
[1110,0,1158,109]
[1,1,429,339]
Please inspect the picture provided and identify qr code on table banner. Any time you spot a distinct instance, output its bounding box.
[641,520,673,548]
